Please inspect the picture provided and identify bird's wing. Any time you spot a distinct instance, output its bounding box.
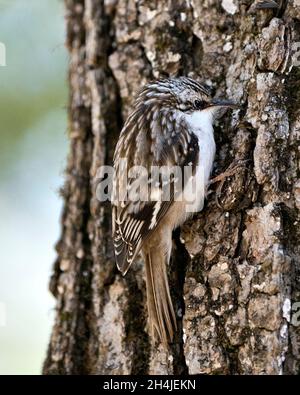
[112,108,199,275]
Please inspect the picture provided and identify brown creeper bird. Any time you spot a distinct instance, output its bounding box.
[112,77,235,346]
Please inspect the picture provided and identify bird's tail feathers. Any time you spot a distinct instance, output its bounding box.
[144,248,177,346]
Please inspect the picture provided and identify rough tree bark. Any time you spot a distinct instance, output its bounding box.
[43,0,300,375]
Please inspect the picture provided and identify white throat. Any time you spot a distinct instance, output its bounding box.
[183,109,214,134]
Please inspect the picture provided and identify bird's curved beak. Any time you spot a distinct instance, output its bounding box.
[210,98,238,108]
[208,98,238,121]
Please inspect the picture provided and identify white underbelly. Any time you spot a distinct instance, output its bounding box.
[183,136,215,214]
[182,111,216,215]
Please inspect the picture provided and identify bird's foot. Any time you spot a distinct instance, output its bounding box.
[208,159,250,208]
[209,159,249,185]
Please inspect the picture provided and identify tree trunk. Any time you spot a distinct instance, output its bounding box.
[43,0,300,375]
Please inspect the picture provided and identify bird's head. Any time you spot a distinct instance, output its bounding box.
[139,77,236,123]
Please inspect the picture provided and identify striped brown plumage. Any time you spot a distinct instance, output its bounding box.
[111,77,233,345]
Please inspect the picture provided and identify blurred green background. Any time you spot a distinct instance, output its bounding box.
[0,0,68,373]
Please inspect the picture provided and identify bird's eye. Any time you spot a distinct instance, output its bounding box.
[194,100,207,110]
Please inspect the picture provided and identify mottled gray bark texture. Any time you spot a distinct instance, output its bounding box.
[43,0,300,374]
